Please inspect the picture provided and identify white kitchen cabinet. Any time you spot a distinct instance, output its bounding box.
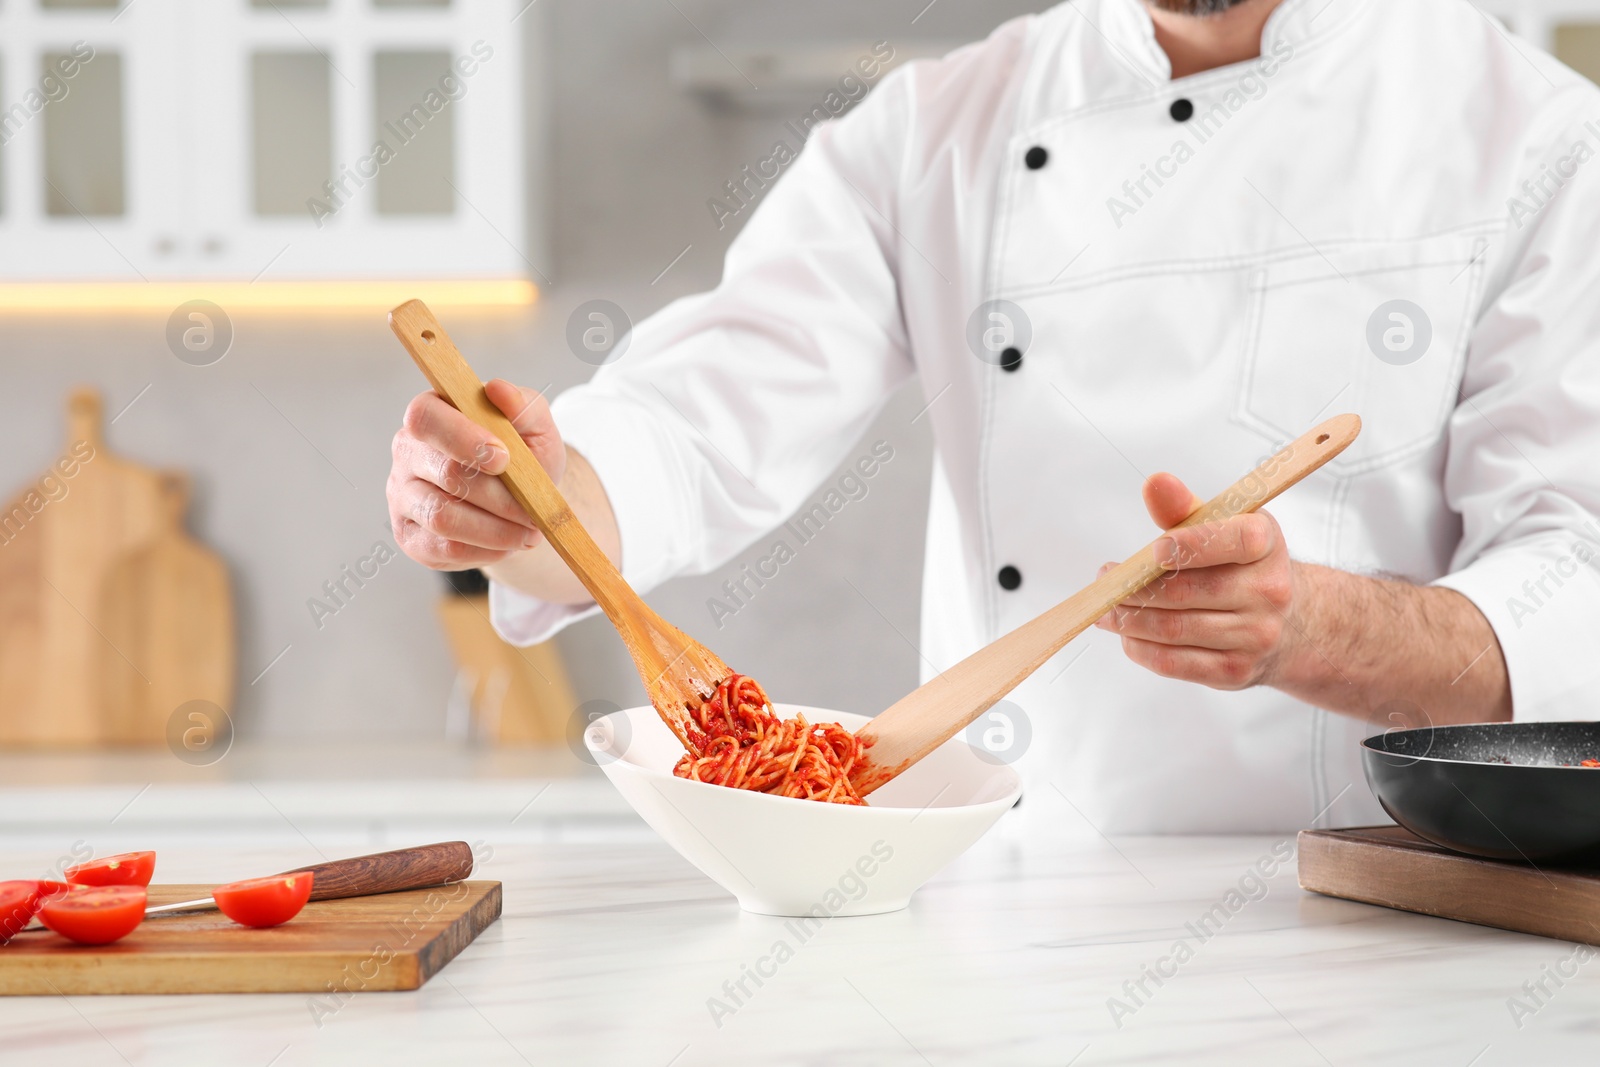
[0,0,528,283]
[1481,0,1600,53]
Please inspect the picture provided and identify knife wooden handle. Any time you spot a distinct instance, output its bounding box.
[284,842,474,902]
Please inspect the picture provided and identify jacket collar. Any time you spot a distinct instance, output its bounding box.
[1050,0,1369,84]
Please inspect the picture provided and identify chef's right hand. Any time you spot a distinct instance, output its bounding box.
[387,379,565,571]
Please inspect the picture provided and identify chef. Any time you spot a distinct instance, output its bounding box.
[386,0,1600,833]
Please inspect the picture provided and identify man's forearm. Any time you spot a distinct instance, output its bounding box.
[482,448,621,606]
[1273,563,1512,726]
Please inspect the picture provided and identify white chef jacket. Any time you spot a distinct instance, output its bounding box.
[495,0,1600,833]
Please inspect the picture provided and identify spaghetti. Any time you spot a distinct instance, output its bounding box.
[672,674,869,805]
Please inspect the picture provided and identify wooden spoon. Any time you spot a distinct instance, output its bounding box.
[849,415,1362,796]
[388,300,727,747]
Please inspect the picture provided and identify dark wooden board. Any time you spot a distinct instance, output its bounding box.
[1299,826,1600,945]
[0,881,501,995]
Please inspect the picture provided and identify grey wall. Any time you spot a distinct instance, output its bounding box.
[547,0,1049,282]
[0,0,1052,742]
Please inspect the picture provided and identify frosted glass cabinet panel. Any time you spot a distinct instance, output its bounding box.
[251,52,333,216]
[372,50,457,216]
[1555,23,1600,82]
[43,50,125,217]
[0,0,526,281]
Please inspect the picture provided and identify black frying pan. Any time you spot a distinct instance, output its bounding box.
[1363,722,1600,864]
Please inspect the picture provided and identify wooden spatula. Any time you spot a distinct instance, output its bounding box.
[388,300,728,746]
[849,414,1362,796]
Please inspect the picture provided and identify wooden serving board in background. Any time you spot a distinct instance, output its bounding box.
[0,389,235,747]
[0,882,501,995]
[99,473,235,744]
[0,390,165,745]
[1299,826,1600,946]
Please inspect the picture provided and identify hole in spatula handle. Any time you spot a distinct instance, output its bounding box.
[421,329,437,344]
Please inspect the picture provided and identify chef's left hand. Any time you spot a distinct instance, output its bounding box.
[1094,472,1299,691]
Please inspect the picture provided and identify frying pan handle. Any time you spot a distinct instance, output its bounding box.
[283,842,475,902]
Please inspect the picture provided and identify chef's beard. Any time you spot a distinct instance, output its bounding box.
[1147,0,1254,13]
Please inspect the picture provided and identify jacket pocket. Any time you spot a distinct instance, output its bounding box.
[1234,230,1491,475]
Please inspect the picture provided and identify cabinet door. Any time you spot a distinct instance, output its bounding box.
[0,0,178,279]
[194,0,527,280]
[0,0,527,282]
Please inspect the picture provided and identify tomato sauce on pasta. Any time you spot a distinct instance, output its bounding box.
[672,674,869,805]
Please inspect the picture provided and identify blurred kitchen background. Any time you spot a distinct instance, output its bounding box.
[0,0,1596,851]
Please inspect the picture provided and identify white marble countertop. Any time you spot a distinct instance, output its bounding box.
[2,829,1596,1066]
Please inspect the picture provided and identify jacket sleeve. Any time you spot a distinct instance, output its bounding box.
[492,69,919,646]
[1430,104,1600,721]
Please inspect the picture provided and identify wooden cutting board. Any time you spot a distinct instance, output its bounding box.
[0,881,501,995]
[0,389,167,746]
[98,472,235,744]
[1298,826,1600,945]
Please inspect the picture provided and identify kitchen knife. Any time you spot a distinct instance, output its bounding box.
[141,841,476,918]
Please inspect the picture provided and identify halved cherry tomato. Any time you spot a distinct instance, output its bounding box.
[0,882,34,944]
[65,851,156,888]
[0,880,71,944]
[38,886,147,945]
[212,873,314,929]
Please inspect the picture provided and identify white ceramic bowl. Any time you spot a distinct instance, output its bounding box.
[586,704,1021,916]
